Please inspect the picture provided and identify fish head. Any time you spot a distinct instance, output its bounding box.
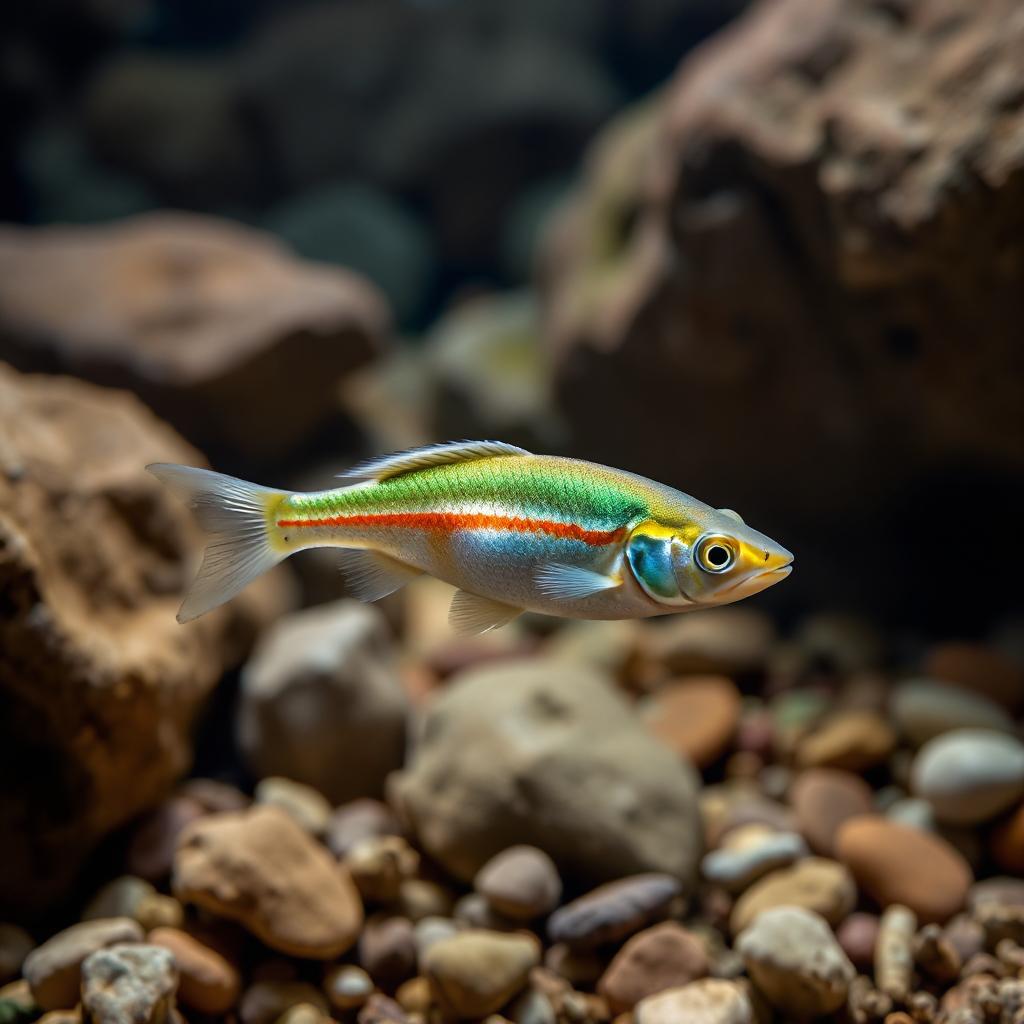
[625,509,793,608]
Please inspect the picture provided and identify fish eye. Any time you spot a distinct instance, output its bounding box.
[697,535,736,573]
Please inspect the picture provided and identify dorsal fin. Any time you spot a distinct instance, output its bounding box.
[338,440,531,483]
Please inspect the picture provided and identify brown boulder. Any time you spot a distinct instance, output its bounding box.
[0,214,388,465]
[0,363,287,912]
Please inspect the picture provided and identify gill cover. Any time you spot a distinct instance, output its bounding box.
[625,521,684,602]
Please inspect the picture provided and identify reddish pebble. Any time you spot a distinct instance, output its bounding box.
[836,913,879,971]
[789,768,874,857]
[642,676,742,768]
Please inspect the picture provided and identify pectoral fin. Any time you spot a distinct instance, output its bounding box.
[449,589,522,635]
[534,563,621,601]
[339,548,422,602]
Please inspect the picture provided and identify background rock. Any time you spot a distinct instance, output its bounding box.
[389,659,703,887]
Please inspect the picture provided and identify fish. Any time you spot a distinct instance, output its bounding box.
[147,439,793,634]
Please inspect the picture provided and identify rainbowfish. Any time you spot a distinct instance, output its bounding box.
[147,440,793,633]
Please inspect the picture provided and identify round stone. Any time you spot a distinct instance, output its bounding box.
[344,835,420,904]
[634,978,753,1024]
[911,729,1024,825]
[474,846,563,920]
[701,827,808,893]
[795,710,896,772]
[324,965,373,1011]
[641,676,742,768]
[254,777,332,836]
[835,816,972,923]
[836,913,879,971]
[148,926,240,1014]
[358,914,416,990]
[789,768,874,857]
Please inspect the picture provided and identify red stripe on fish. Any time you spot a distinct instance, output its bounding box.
[276,511,626,547]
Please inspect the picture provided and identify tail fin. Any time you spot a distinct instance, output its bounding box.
[146,463,289,623]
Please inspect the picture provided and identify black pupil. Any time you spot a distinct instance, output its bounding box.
[707,545,729,567]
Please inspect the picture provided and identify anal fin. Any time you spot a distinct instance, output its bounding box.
[449,589,522,635]
[340,548,422,603]
[534,562,621,601]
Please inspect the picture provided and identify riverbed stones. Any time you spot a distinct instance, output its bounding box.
[641,676,741,768]
[548,874,681,950]
[736,906,854,1017]
[23,918,144,1011]
[911,729,1024,825]
[80,944,177,1024]
[421,930,540,1019]
[173,805,363,958]
[389,660,703,886]
[836,816,972,923]
[148,927,240,1014]
[701,826,807,893]
[891,679,1015,747]
[475,846,563,920]
[789,769,874,857]
[597,922,709,1013]
[634,978,753,1024]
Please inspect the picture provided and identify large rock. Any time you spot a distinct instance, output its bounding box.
[0,364,287,912]
[0,214,388,467]
[238,601,410,806]
[389,659,703,886]
[543,0,1024,618]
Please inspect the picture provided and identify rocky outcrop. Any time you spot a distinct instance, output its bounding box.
[0,214,388,469]
[543,0,1024,617]
[0,363,290,913]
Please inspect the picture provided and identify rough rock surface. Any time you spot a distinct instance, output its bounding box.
[173,805,363,959]
[543,0,1024,617]
[238,601,410,805]
[0,214,388,465]
[0,364,285,912]
[80,944,178,1024]
[389,659,704,886]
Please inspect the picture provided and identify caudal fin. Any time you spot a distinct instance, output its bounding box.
[146,463,289,623]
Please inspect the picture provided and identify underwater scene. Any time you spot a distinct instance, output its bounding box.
[1,1,1024,1022]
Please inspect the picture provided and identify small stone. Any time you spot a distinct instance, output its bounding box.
[413,917,460,958]
[325,965,373,1011]
[23,918,144,1011]
[398,880,455,923]
[357,993,409,1023]
[891,679,1015,747]
[913,922,961,983]
[454,893,519,931]
[239,982,329,1024]
[82,878,157,924]
[543,944,605,988]
[126,796,206,882]
[346,836,421,904]
[548,875,681,950]
[597,922,709,1013]
[80,944,177,1024]
[421,930,540,1019]
[326,800,402,860]
[729,857,856,934]
[634,978,753,1024]
[641,677,741,768]
[173,805,363,959]
[836,816,972,923]
[795,710,896,772]
[178,778,251,815]
[359,915,417,989]
[701,827,807,893]
[836,913,879,971]
[255,777,332,836]
[0,924,34,984]
[395,976,432,1014]
[924,642,1024,712]
[276,1004,328,1024]
[990,802,1024,873]
[736,906,854,1017]
[943,915,986,964]
[911,729,1024,825]
[475,846,563,920]
[134,894,185,933]
[148,926,241,1014]
[505,987,557,1024]
[789,768,874,857]
[875,905,916,1002]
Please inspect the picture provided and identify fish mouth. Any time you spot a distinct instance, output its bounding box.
[718,558,793,599]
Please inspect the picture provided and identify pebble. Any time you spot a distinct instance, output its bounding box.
[454,893,519,931]
[641,676,742,768]
[126,795,206,882]
[789,768,874,856]
[543,944,605,988]
[23,918,144,1011]
[398,880,455,922]
[911,729,1024,825]
[421,930,540,1019]
[836,816,972,923]
[924,642,1024,712]
[735,906,854,1017]
[548,874,681,950]
[506,987,557,1024]
[326,800,402,860]
[413,917,460,958]
[475,846,563,920]
[0,924,33,984]
[345,835,421,904]
[795,709,896,772]
[634,978,753,1024]
[597,922,709,1013]
[324,965,374,1011]
[359,915,417,989]
[875,905,916,1002]
[944,915,986,964]
[837,913,880,971]
[148,926,241,1014]
[729,856,856,934]
[82,877,156,924]
[990,802,1024,873]
[358,993,409,1022]
[396,976,432,1014]
[254,777,333,836]
[890,678,1014,747]
[173,805,363,959]
[239,981,329,1024]
[80,944,177,1024]
[275,1004,329,1024]
[701,826,807,893]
